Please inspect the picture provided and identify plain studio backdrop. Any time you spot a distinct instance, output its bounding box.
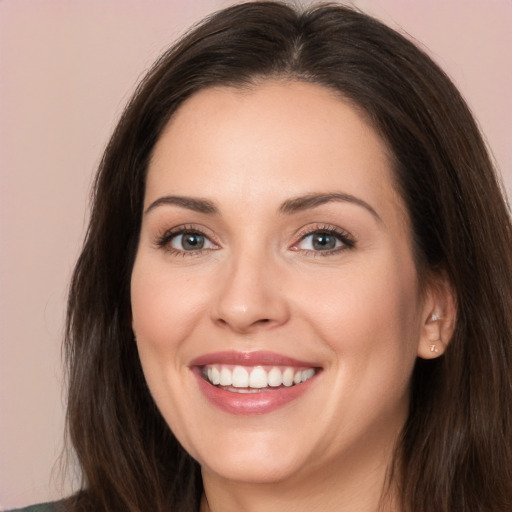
[0,0,511,509]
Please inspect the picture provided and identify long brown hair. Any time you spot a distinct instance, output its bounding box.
[64,2,512,511]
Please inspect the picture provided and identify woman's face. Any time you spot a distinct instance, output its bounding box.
[131,81,434,487]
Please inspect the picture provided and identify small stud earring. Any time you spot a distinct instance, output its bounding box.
[430,312,442,322]
[430,343,439,353]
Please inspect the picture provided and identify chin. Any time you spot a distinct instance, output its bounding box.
[201,452,304,485]
[184,427,313,485]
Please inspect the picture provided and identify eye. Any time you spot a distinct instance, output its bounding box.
[156,227,219,255]
[299,232,343,251]
[170,232,213,251]
[292,226,355,255]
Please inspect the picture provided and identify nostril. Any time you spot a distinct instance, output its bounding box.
[215,316,272,332]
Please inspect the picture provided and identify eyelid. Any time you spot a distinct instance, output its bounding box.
[290,223,356,253]
[154,224,220,254]
[153,222,355,257]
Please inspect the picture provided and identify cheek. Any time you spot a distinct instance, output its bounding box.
[295,254,421,362]
[130,256,208,353]
[130,257,206,441]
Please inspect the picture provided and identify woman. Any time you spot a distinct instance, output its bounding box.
[14,2,512,511]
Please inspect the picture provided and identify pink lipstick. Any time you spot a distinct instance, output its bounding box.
[190,351,321,415]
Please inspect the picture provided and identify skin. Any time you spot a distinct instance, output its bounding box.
[131,81,453,512]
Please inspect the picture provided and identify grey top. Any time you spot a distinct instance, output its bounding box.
[9,503,58,512]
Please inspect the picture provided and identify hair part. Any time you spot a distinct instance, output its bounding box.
[65,2,512,511]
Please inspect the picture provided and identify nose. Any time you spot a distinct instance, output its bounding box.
[211,249,290,334]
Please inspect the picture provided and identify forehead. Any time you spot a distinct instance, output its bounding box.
[146,80,405,223]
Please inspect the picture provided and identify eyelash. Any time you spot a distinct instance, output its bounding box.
[294,224,356,256]
[155,225,219,257]
[154,223,356,257]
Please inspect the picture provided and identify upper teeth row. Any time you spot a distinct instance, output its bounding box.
[204,365,316,389]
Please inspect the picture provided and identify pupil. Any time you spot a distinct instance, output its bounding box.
[313,233,336,250]
[183,233,204,250]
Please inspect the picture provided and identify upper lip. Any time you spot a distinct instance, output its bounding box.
[190,350,320,368]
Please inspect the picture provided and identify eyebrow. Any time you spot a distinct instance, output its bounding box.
[145,195,218,215]
[279,192,382,222]
[144,192,381,222]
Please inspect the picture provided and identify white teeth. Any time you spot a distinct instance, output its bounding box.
[211,366,220,385]
[268,367,282,387]
[282,367,294,387]
[219,367,232,386]
[301,368,315,382]
[232,366,249,388]
[249,367,268,388]
[203,364,317,390]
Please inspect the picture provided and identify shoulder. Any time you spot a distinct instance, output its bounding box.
[7,502,60,512]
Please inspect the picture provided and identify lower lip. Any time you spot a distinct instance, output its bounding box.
[192,369,318,415]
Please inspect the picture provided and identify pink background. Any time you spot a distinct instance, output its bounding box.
[1,0,511,508]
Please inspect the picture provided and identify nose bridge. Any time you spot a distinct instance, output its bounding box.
[212,242,289,333]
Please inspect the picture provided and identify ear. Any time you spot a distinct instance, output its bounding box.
[417,272,457,359]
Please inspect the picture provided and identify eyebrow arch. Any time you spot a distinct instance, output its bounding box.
[145,195,218,215]
[279,192,382,222]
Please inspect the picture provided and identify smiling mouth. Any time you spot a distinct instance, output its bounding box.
[192,352,321,414]
[201,364,318,393]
